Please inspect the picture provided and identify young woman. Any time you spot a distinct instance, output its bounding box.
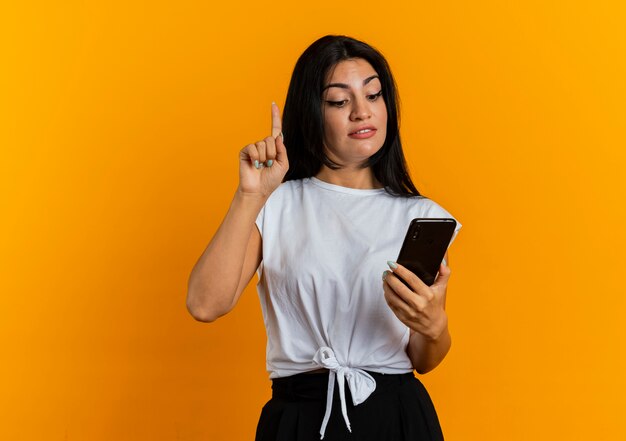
[187,35,462,441]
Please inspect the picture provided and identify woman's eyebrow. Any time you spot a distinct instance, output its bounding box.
[322,75,380,91]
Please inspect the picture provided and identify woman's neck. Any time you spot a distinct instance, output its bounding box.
[314,166,383,189]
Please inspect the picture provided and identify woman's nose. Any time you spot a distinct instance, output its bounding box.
[350,96,371,120]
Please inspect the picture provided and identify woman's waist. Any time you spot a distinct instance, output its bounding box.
[267,357,414,379]
[271,369,416,402]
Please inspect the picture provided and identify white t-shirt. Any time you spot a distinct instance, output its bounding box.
[254,176,462,437]
[255,175,462,376]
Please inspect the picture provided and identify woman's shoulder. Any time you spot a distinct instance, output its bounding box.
[410,194,441,210]
[281,178,307,190]
[413,196,454,216]
[262,179,306,208]
[270,178,305,197]
[390,193,457,220]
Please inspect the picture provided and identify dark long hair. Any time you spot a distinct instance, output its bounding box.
[282,35,422,197]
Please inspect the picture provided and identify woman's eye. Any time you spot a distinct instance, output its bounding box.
[326,100,347,107]
[368,90,383,101]
[325,91,382,107]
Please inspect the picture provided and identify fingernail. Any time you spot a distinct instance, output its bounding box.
[271,101,276,105]
[259,163,265,168]
[267,159,273,167]
[382,270,390,281]
[387,261,398,270]
[442,258,447,266]
[254,160,260,169]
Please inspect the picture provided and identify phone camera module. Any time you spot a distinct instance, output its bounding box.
[411,227,421,241]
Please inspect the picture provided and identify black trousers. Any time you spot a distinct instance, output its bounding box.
[255,371,444,441]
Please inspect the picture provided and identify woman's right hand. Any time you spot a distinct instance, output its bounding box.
[238,102,289,198]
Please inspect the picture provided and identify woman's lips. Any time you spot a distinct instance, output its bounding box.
[348,129,377,139]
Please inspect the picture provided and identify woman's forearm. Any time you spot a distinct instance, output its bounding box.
[186,189,266,322]
[406,320,452,375]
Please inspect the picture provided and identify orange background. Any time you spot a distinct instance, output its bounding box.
[1,1,625,440]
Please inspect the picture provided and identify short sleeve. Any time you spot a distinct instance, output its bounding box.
[255,203,265,239]
[254,203,266,280]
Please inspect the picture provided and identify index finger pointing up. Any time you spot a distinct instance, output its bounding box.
[271,102,282,138]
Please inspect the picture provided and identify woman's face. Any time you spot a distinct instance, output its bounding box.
[321,58,387,167]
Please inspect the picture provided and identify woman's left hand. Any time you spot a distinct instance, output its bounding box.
[382,262,451,341]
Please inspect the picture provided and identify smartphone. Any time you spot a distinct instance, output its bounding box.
[395,218,457,287]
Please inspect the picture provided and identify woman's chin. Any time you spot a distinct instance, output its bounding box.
[355,142,384,158]
[323,140,385,166]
